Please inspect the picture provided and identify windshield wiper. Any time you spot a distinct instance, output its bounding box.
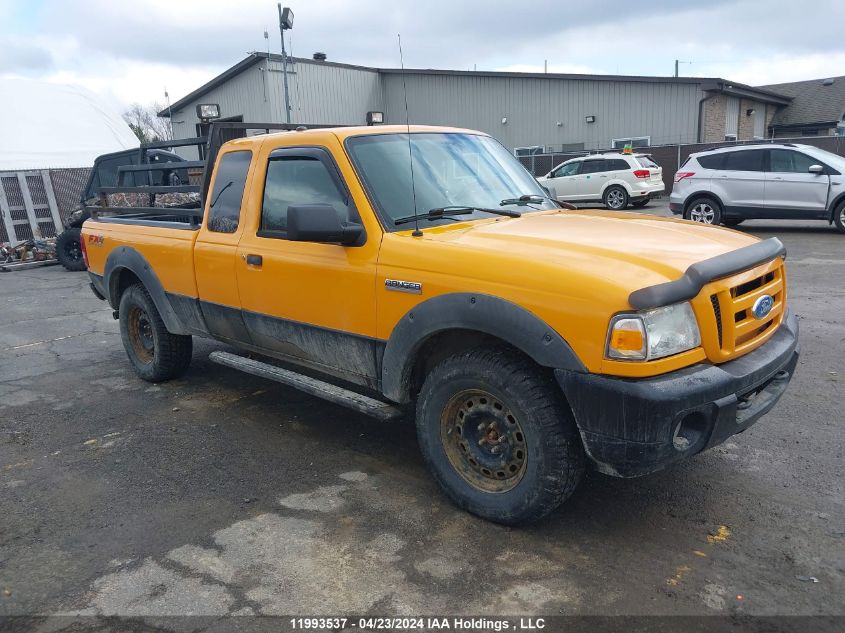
[500,194,546,206]
[394,206,521,226]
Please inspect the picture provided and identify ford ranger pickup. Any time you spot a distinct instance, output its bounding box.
[81,123,799,525]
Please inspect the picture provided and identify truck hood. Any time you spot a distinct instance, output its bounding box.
[421,210,759,297]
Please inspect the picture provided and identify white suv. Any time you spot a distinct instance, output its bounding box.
[670,143,845,233]
[537,153,664,210]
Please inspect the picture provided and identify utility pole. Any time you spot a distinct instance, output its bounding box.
[674,59,692,78]
[277,4,293,124]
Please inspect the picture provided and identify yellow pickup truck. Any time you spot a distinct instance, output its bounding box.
[81,124,798,524]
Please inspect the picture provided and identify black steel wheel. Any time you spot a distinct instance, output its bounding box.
[119,284,192,382]
[416,347,585,525]
[56,228,86,271]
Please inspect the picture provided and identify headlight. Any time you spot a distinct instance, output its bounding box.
[607,302,701,361]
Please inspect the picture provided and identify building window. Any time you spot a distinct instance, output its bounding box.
[513,146,544,157]
[611,136,650,149]
[801,129,820,137]
[836,122,845,136]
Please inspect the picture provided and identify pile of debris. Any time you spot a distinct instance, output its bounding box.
[0,238,57,271]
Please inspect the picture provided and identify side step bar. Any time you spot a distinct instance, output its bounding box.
[208,351,403,421]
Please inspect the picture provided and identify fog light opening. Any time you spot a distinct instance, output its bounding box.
[673,412,708,452]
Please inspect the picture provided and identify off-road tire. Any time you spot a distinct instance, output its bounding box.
[603,186,629,210]
[631,197,650,208]
[684,196,722,225]
[415,347,585,525]
[834,200,845,234]
[56,228,86,271]
[119,284,192,382]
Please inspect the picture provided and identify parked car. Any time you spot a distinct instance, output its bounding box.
[82,124,797,525]
[537,153,664,209]
[670,143,845,233]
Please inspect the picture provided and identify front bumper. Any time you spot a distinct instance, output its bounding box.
[555,310,799,477]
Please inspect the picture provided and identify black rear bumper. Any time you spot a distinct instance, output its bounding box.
[555,311,799,477]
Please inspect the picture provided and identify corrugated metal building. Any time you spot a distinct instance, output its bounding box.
[161,53,791,152]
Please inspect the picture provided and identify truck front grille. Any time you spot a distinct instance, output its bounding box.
[706,260,785,359]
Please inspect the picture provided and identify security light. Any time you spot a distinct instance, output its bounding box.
[746,108,755,116]
[366,111,384,125]
[280,7,294,30]
[502,117,508,124]
[585,115,596,123]
[196,104,221,120]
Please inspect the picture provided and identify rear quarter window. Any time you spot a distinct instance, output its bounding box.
[607,159,630,170]
[207,151,252,233]
[635,156,659,169]
[696,153,727,170]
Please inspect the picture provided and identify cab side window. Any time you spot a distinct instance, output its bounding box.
[261,154,351,235]
[207,151,252,233]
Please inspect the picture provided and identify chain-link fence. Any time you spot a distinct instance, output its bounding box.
[518,135,845,194]
[0,167,90,244]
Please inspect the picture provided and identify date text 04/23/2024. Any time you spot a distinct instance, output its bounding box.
[289,617,547,630]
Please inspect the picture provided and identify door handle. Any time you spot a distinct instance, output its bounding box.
[243,254,263,267]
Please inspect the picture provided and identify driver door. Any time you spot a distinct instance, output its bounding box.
[234,144,381,384]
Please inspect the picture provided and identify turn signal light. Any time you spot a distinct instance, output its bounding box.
[632,169,650,179]
[674,171,695,183]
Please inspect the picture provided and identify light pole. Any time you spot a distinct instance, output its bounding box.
[277,4,294,124]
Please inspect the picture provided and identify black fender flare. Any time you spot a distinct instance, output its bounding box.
[381,292,586,403]
[104,246,190,335]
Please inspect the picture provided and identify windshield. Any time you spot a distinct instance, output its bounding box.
[346,132,557,229]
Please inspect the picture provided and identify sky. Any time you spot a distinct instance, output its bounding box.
[2,0,845,111]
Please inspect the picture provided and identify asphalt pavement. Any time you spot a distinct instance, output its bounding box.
[1,206,843,627]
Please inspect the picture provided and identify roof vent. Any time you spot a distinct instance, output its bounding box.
[822,78,834,86]
[313,52,327,62]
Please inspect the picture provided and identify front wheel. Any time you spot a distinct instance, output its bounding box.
[603,186,629,210]
[56,228,86,271]
[415,348,585,525]
[119,284,192,382]
[684,197,722,225]
[834,201,845,234]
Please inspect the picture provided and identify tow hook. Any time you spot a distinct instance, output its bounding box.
[113,310,119,320]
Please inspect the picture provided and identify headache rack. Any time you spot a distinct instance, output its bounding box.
[85,122,338,227]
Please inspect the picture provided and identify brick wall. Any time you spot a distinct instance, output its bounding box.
[701,94,727,143]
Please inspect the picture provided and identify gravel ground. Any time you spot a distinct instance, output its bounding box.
[1,208,843,628]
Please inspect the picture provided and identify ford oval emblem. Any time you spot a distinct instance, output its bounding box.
[751,294,774,320]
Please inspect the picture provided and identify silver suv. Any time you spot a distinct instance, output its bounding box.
[669,143,845,234]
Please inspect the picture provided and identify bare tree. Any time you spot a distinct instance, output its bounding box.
[123,102,173,144]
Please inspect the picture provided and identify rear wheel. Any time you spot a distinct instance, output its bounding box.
[834,201,845,234]
[603,186,629,210]
[119,284,192,382]
[415,347,585,525]
[56,228,86,271]
[684,197,722,225]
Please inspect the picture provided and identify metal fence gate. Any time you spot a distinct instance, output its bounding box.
[0,170,64,243]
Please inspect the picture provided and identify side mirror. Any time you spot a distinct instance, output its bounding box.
[808,164,825,174]
[286,204,364,246]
